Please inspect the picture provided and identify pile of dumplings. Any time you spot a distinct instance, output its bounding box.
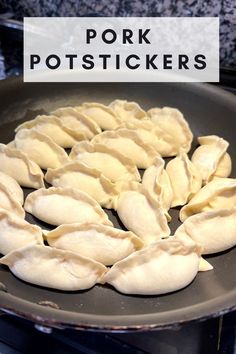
[0,99,235,296]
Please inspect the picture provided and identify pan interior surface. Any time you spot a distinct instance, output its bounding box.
[0,78,236,330]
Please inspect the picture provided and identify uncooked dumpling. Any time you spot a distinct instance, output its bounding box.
[15,115,78,148]
[216,153,232,178]
[160,235,212,272]
[0,208,43,255]
[45,161,117,208]
[0,171,24,205]
[118,118,177,156]
[175,208,236,254]
[142,156,173,214]
[191,135,232,184]
[77,102,121,130]
[69,141,141,183]
[109,99,147,121]
[24,187,113,226]
[0,144,44,189]
[166,150,202,207]
[147,107,193,156]
[14,129,70,169]
[102,239,201,295]
[46,223,144,265]
[0,244,107,291]
[52,106,101,139]
[114,187,170,245]
[180,178,236,221]
[92,129,157,169]
[0,182,25,218]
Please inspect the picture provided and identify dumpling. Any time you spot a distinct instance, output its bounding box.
[24,187,113,226]
[160,235,213,272]
[175,209,236,254]
[126,118,179,157]
[15,115,78,148]
[0,144,44,189]
[45,161,117,208]
[191,135,232,184]
[118,118,189,158]
[147,107,193,156]
[114,187,170,245]
[180,178,236,221]
[0,208,43,255]
[215,153,232,178]
[0,182,25,218]
[77,102,121,130]
[46,223,143,265]
[117,119,167,155]
[0,171,24,205]
[166,150,202,207]
[52,107,101,139]
[92,129,157,169]
[142,156,173,214]
[69,141,141,183]
[102,239,201,295]
[109,99,147,121]
[0,244,107,291]
[13,129,70,169]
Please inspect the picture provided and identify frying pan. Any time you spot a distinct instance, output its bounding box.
[0,76,235,332]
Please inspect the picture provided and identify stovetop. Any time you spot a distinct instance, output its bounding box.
[0,311,234,354]
[0,308,236,354]
[0,22,236,354]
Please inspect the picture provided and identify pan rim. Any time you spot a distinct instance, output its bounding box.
[1,75,236,106]
[0,288,236,331]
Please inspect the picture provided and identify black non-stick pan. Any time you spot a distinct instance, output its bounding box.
[0,76,235,331]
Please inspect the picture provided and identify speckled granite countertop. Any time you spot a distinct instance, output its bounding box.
[0,0,235,71]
